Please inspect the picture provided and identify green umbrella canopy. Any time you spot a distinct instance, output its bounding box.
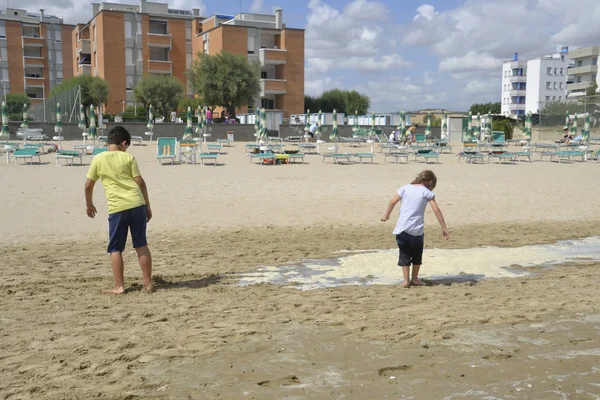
[147,105,154,131]
[425,112,432,136]
[315,110,322,137]
[78,103,86,130]
[304,109,311,132]
[20,103,28,129]
[195,107,203,133]
[329,109,338,141]
[88,105,97,138]
[254,108,260,135]
[353,110,359,133]
[182,106,193,140]
[55,103,63,133]
[564,111,570,130]
[260,108,268,138]
[583,112,590,142]
[442,112,447,132]
[0,101,8,138]
[571,113,578,135]
[524,112,532,141]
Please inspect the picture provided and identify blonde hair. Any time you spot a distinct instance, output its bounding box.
[411,170,437,190]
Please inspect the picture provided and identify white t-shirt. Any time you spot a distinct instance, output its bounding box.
[309,123,318,133]
[392,184,435,236]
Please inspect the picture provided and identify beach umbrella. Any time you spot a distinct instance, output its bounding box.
[304,109,311,138]
[54,103,64,149]
[195,106,204,134]
[147,105,154,132]
[20,103,28,129]
[0,101,8,138]
[474,112,481,140]
[329,108,339,142]
[571,113,578,136]
[315,109,322,139]
[182,106,193,140]
[524,112,532,143]
[253,108,260,141]
[353,109,359,134]
[88,105,97,139]
[465,110,473,142]
[78,103,86,130]
[260,108,268,138]
[583,112,590,144]
[564,111,570,131]
[425,112,432,137]
[441,112,448,140]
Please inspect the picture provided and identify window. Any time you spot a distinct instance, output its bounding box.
[560,82,563,89]
[126,75,134,90]
[149,47,168,61]
[546,82,551,89]
[553,82,557,89]
[24,68,43,78]
[56,50,62,64]
[546,96,550,102]
[0,25,5,38]
[547,67,552,75]
[137,21,142,35]
[578,60,583,67]
[137,49,142,61]
[593,57,598,66]
[56,70,62,79]
[22,25,40,38]
[203,39,209,54]
[48,50,52,60]
[125,20,133,38]
[248,36,255,54]
[560,67,563,75]
[149,20,168,35]
[261,71,267,79]
[577,76,582,83]
[554,67,557,74]
[186,52,192,69]
[185,26,192,40]
[49,70,54,80]
[126,48,133,65]
[55,28,61,42]
[261,98,275,109]
[0,47,6,61]
[1,68,7,81]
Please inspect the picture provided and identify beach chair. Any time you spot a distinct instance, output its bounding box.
[17,128,47,141]
[217,138,232,147]
[156,137,177,165]
[353,152,375,164]
[207,143,223,154]
[434,141,453,154]
[590,148,600,162]
[512,151,532,162]
[414,149,439,164]
[384,151,409,164]
[288,153,305,164]
[487,150,515,164]
[414,133,427,144]
[92,147,108,156]
[298,143,317,153]
[56,150,84,166]
[491,131,506,144]
[250,153,276,165]
[13,148,41,164]
[322,153,353,164]
[131,136,143,145]
[551,151,586,163]
[458,151,486,164]
[380,143,398,153]
[198,153,219,166]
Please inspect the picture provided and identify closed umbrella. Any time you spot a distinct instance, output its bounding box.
[564,111,570,131]
[147,105,154,132]
[329,108,339,150]
[425,112,432,137]
[195,106,204,134]
[353,110,359,135]
[475,112,481,140]
[55,102,63,149]
[465,110,473,142]
[78,103,86,129]
[571,113,578,137]
[583,112,590,144]
[441,112,448,140]
[304,109,311,140]
[0,101,8,139]
[253,108,260,142]
[182,106,193,140]
[88,105,97,140]
[315,109,322,139]
[260,108,268,139]
[524,112,532,143]
[20,103,28,129]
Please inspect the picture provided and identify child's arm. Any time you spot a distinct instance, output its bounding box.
[381,194,401,222]
[84,178,97,218]
[428,199,449,240]
[134,176,152,222]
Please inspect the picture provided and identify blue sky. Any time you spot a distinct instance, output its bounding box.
[19,0,600,112]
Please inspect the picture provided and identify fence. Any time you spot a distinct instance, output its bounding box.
[26,85,82,123]
[538,111,600,142]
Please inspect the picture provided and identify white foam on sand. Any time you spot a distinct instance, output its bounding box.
[236,237,600,290]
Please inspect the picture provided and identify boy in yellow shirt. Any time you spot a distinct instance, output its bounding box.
[84,126,153,294]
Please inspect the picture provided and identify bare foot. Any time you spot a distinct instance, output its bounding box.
[104,287,125,295]
[402,281,411,288]
[411,279,427,287]
[143,283,155,293]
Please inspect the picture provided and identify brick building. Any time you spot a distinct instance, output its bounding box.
[0,8,73,107]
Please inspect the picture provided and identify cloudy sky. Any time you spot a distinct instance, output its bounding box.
[13,0,600,111]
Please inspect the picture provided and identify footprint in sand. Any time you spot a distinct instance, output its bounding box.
[378,365,412,376]
[257,375,301,387]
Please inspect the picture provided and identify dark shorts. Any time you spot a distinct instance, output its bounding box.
[107,205,148,253]
[396,231,424,266]
[309,132,314,138]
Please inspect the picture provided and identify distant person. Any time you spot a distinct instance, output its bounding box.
[389,130,399,144]
[308,122,318,142]
[170,110,177,123]
[206,109,213,124]
[84,126,153,295]
[381,170,449,288]
[403,125,417,145]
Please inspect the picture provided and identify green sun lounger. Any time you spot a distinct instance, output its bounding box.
[56,150,84,166]
[13,148,41,164]
[156,137,177,165]
[353,153,375,164]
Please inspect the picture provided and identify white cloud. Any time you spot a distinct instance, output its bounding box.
[439,51,503,73]
[423,71,436,86]
[249,0,263,13]
[413,4,438,21]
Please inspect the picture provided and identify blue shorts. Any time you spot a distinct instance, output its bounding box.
[107,205,148,253]
[396,232,424,266]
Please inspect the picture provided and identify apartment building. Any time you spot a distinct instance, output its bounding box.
[75,0,202,114]
[500,49,571,115]
[192,9,304,117]
[567,46,600,99]
[0,8,73,105]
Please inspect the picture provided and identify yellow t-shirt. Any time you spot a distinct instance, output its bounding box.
[86,151,145,214]
[405,129,411,137]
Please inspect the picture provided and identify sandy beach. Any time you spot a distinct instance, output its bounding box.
[1,140,600,399]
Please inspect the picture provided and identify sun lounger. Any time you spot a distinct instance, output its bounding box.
[414,149,439,164]
[250,153,276,165]
[590,148,600,162]
[13,148,41,164]
[512,151,532,162]
[384,152,409,164]
[380,143,398,153]
[283,136,302,143]
[487,151,515,164]
[206,143,223,154]
[217,138,232,147]
[198,153,219,166]
[131,136,143,145]
[24,143,45,154]
[17,128,47,141]
[298,143,317,153]
[288,153,305,164]
[458,151,486,164]
[322,153,353,164]
[551,151,586,163]
[56,150,84,166]
[156,137,177,165]
[353,152,375,164]
[434,142,453,153]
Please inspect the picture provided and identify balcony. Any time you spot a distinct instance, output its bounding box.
[147,33,172,48]
[260,79,287,96]
[22,36,44,47]
[23,56,45,68]
[568,65,598,76]
[509,103,525,111]
[568,47,600,60]
[78,64,91,76]
[567,82,590,91]
[510,75,526,82]
[25,77,45,87]
[259,48,287,66]
[148,60,172,74]
[510,89,526,96]
[78,39,91,54]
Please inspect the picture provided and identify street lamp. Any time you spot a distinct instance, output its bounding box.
[1,80,8,101]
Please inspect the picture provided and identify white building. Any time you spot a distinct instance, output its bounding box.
[500,49,571,116]
[566,46,599,99]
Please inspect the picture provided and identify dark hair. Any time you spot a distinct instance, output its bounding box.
[107,126,131,146]
[411,170,437,190]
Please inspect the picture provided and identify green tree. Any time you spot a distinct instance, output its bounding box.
[579,81,599,113]
[430,116,442,126]
[51,76,109,110]
[318,89,346,113]
[179,97,203,111]
[188,50,260,118]
[134,75,184,119]
[344,90,370,115]
[5,93,31,121]
[469,102,501,115]
[304,95,320,113]
[492,119,514,140]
